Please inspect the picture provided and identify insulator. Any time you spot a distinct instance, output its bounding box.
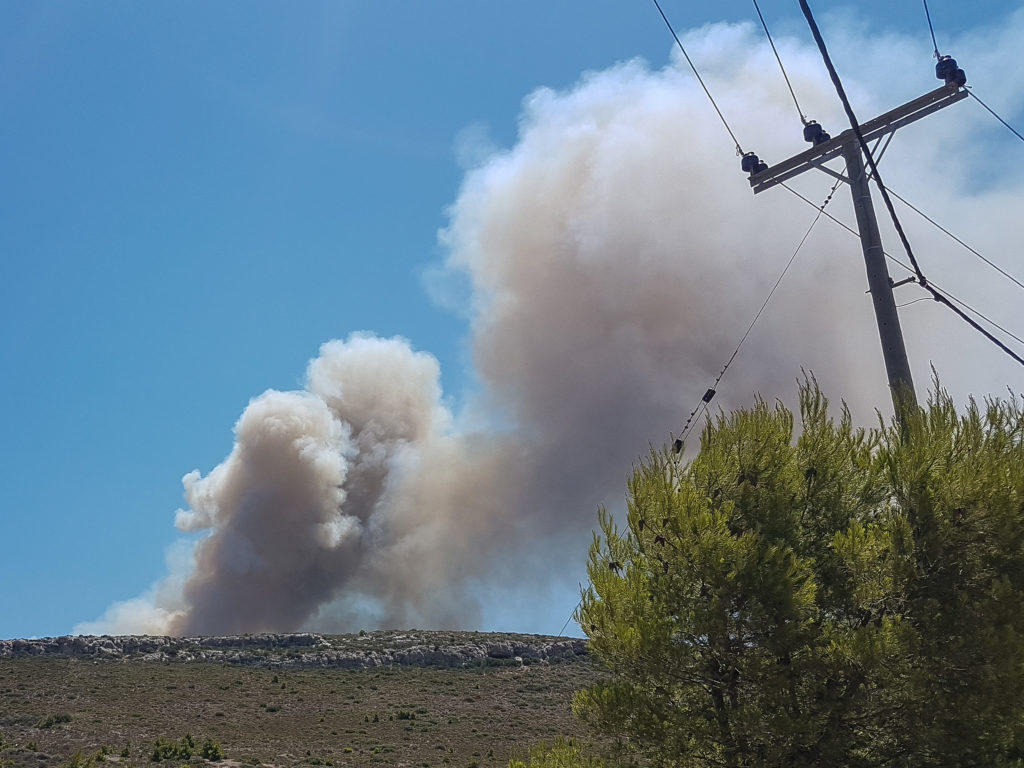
[935,55,965,86]
[936,55,957,81]
[741,152,761,174]
[803,121,831,146]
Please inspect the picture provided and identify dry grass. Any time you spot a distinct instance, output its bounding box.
[0,643,599,768]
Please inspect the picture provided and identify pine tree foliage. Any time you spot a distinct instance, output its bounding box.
[575,378,1024,768]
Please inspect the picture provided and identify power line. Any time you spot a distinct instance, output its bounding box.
[782,181,1024,361]
[928,289,1024,364]
[887,187,1024,293]
[947,297,1024,347]
[897,297,931,308]
[922,0,941,58]
[649,0,744,155]
[674,180,841,448]
[797,0,927,287]
[968,89,1024,145]
[750,0,807,125]
[798,0,1024,369]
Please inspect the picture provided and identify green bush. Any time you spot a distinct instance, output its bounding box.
[150,736,196,763]
[65,750,95,768]
[200,739,224,762]
[37,713,72,729]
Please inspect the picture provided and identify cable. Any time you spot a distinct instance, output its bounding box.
[649,0,744,155]
[675,180,842,447]
[928,290,1024,364]
[751,0,808,125]
[782,182,860,238]
[930,284,1024,347]
[797,0,928,288]
[796,3,1024,365]
[968,89,1024,145]
[887,187,1024,293]
[555,599,582,638]
[922,0,941,59]
[781,181,1024,362]
[897,297,932,308]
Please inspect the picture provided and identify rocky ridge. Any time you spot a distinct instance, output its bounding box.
[0,630,588,669]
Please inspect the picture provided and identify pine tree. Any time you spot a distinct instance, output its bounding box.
[574,378,1024,768]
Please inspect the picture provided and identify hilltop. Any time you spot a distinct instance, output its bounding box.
[0,630,587,669]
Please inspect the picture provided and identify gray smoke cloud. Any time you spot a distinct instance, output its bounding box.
[77,13,1024,636]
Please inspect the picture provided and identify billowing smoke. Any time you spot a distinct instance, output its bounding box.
[78,13,1024,636]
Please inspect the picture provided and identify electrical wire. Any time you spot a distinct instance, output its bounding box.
[942,294,1024,347]
[674,180,842,447]
[782,182,1024,359]
[887,187,1024,293]
[968,89,1024,145]
[555,598,583,638]
[928,289,1024,364]
[797,0,927,287]
[798,0,1024,368]
[649,0,744,155]
[897,297,932,308]
[922,0,941,58]
[751,0,808,125]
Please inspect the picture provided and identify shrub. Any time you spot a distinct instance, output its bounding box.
[65,751,94,768]
[200,740,224,762]
[37,714,72,729]
[150,737,195,763]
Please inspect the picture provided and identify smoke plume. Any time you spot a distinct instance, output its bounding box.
[78,13,1024,636]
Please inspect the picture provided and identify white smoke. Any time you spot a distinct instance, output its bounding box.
[77,11,1024,636]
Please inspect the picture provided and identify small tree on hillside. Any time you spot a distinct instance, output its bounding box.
[574,379,1024,768]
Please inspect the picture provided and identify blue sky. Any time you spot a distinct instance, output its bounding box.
[2,0,1021,640]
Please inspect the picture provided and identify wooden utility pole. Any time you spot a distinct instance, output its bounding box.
[747,82,968,411]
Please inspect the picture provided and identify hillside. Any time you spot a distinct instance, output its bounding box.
[0,631,598,768]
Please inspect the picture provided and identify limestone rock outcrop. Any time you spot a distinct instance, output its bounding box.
[0,630,588,669]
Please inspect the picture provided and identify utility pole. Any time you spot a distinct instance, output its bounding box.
[841,141,915,403]
[745,81,968,411]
